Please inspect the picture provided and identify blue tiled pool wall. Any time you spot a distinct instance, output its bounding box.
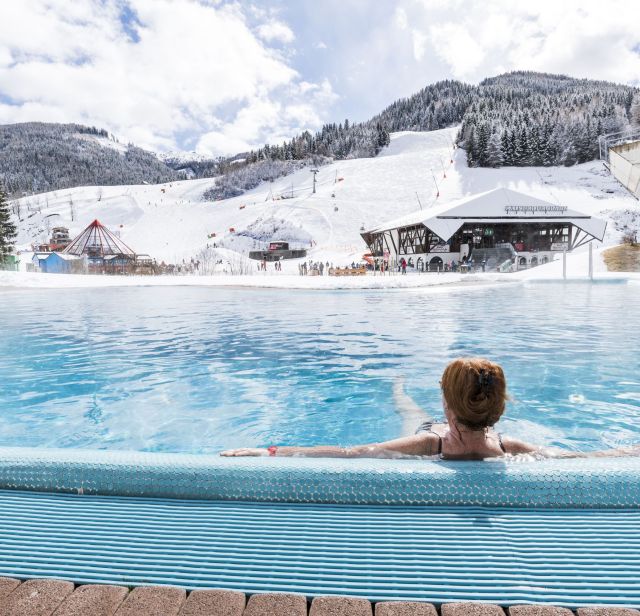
[1,447,639,507]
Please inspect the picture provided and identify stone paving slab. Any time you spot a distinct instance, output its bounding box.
[0,580,19,603]
[509,607,574,616]
[179,589,245,616]
[243,593,307,616]
[3,579,640,616]
[577,609,640,616]
[53,584,129,616]
[0,579,75,616]
[113,585,186,616]
[375,601,438,616]
[442,603,506,616]
[309,595,372,616]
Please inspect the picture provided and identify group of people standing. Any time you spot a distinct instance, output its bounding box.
[397,256,488,274]
[298,261,329,275]
[260,259,283,271]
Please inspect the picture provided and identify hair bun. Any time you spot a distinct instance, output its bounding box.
[478,369,494,389]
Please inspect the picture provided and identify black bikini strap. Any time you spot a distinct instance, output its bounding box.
[498,432,506,453]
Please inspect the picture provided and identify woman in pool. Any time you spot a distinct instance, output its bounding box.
[221,357,540,459]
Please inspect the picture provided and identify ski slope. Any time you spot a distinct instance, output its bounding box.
[11,127,640,274]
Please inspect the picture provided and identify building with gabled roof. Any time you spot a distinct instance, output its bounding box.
[39,252,86,274]
[361,188,607,271]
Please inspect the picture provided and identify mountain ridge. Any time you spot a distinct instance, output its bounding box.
[1,71,638,198]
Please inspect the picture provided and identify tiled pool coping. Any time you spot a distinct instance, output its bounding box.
[1,447,639,507]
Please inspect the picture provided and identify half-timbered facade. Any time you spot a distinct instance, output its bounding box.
[361,188,607,270]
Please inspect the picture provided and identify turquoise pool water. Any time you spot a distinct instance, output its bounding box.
[1,282,639,454]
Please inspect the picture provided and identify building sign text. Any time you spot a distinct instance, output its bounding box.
[504,205,568,214]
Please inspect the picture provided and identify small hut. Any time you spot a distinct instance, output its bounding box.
[63,219,139,274]
[40,252,86,274]
[0,254,19,271]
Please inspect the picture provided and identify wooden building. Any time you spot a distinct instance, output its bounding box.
[361,188,607,271]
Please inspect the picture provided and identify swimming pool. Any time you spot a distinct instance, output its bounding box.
[2,280,640,607]
[1,281,639,454]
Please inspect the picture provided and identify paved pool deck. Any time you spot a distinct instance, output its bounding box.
[0,578,639,616]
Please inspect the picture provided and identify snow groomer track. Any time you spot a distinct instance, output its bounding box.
[1,448,640,609]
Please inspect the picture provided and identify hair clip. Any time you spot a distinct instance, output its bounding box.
[478,370,494,389]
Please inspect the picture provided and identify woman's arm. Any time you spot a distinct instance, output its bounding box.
[220,433,440,458]
[500,436,542,455]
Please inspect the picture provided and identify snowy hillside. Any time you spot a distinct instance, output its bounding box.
[11,127,640,270]
[0,122,180,196]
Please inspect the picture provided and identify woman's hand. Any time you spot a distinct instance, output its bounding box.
[220,448,269,457]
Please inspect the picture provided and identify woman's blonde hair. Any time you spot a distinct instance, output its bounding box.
[441,358,507,429]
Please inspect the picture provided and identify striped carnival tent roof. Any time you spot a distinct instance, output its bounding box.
[63,219,135,257]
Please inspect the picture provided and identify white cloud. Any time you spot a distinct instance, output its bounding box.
[394,8,408,30]
[317,0,640,126]
[411,29,427,62]
[256,20,295,44]
[195,78,338,156]
[2,0,639,159]
[0,0,327,155]
[416,0,640,84]
[428,22,485,78]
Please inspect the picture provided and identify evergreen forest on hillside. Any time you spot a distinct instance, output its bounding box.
[1,72,639,199]
[206,72,639,199]
[0,123,181,196]
[459,72,639,167]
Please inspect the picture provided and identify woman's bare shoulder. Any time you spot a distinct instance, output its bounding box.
[376,432,442,457]
[426,422,448,437]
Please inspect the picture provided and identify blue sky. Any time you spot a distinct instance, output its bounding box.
[0,0,639,156]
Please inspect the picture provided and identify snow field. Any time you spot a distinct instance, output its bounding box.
[9,126,640,285]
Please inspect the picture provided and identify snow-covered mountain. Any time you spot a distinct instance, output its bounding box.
[11,128,640,270]
[3,72,638,202]
[0,123,181,196]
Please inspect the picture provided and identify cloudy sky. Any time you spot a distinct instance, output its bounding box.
[1,0,639,156]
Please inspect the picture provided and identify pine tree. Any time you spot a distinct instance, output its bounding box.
[631,94,640,127]
[542,128,559,166]
[529,126,543,166]
[485,132,504,167]
[475,123,489,166]
[516,128,530,165]
[465,127,477,166]
[500,131,511,165]
[508,130,519,167]
[0,183,17,267]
